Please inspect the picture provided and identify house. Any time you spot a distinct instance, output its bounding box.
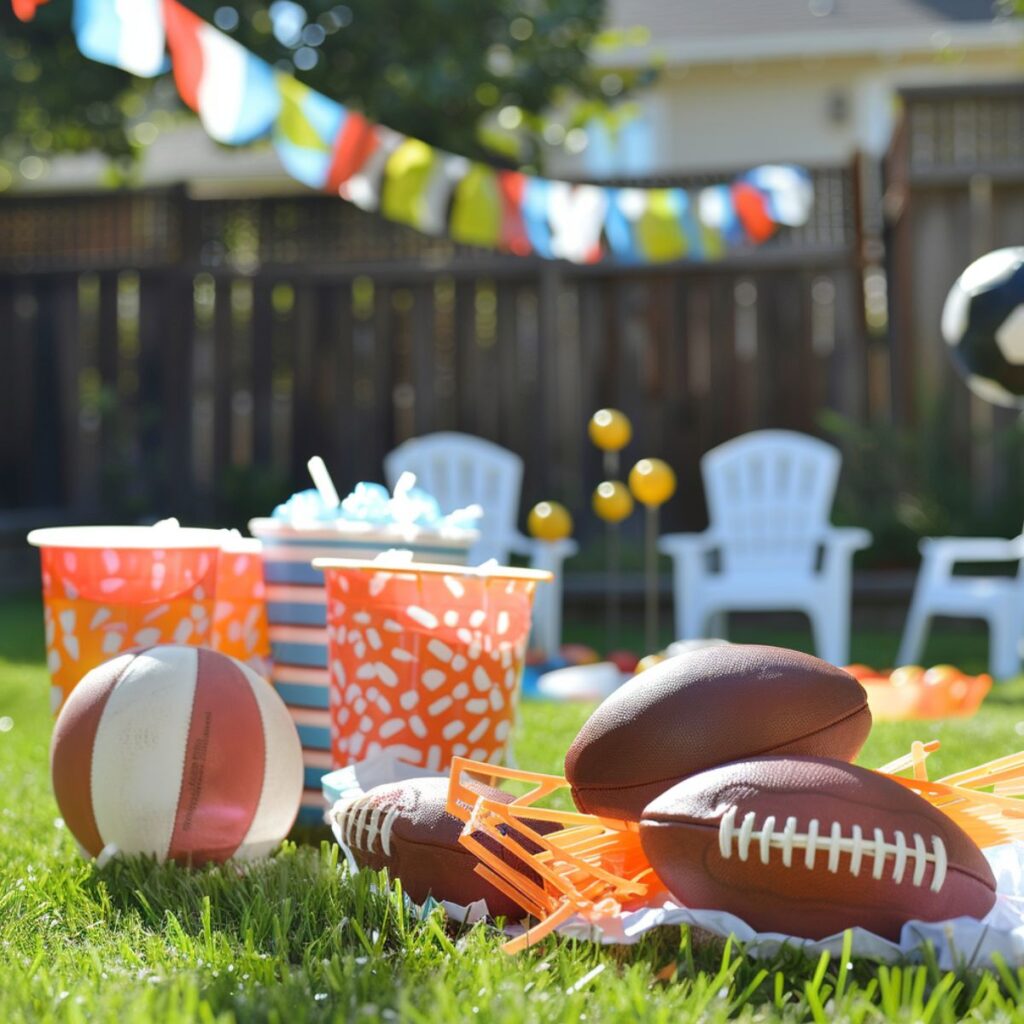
[558,0,1024,178]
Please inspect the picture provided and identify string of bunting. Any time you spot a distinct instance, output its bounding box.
[20,0,815,264]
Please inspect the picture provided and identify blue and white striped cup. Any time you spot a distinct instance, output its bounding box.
[248,519,475,823]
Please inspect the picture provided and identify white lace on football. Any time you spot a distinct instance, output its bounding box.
[334,795,399,856]
[717,807,948,894]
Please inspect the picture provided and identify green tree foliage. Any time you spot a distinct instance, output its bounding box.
[0,1,652,178]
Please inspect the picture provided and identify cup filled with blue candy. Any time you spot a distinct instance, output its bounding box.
[249,473,479,821]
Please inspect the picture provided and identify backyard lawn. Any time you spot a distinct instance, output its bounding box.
[4,593,1024,1022]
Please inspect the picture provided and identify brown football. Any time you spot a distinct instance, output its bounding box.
[332,776,554,919]
[640,756,997,941]
[565,644,871,819]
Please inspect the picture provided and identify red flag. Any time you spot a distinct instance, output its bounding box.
[12,0,49,21]
[498,171,532,257]
[731,181,777,243]
[325,112,380,193]
[161,0,204,114]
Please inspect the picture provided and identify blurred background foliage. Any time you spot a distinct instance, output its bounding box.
[823,408,1024,568]
[0,0,656,184]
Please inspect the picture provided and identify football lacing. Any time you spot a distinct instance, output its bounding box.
[717,807,948,894]
[334,795,399,857]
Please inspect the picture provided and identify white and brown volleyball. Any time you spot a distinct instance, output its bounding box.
[51,645,303,864]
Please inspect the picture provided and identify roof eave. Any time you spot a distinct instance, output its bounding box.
[594,21,1024,69]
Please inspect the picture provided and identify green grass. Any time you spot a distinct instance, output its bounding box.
[4,594,1024,1022]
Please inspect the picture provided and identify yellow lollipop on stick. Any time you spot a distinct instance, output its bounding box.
[527,501,573,542]
[629,458,677,653]
[588,409,632,476]
[592,481,633,524]
[629,459,676,508]
[592,481,634,644]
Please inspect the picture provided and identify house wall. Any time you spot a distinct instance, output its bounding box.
[548,47,1024,179]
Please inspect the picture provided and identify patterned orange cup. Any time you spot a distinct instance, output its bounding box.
[28,526,223,714]
[211,536,270,679]
[314,558,551,772]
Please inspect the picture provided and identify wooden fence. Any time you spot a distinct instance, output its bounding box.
[0,165,863,539]
[886,84,1024,519]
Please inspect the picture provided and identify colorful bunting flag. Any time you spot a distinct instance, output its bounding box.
[520,177,554,260]
[547,183,607,264]
[325,112,379,195]
[635,188,688,263]
[13,0,48,21]
[743,165,813,226]
[731,181,775,243]
[162,0,279,145]
[15,0,816,266]
[497,171,532,257]
[339,127,403,210]
[382,141,467,236]
[73,0,166,77]
[450,164,502,249]
[273,73,345,190]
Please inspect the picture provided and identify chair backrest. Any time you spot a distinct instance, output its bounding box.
[383,432,524,564]
[702,429,841,575]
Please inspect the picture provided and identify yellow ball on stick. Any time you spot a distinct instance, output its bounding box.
[592,481,634,524]
[527,501,573,542]
[628,458,677,507]
[588,409,632,452]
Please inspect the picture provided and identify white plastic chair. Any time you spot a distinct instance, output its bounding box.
[658,430,871,666]
[897,533,1024,679]
[384,432,576,659]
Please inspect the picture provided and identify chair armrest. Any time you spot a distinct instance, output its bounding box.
[507,531,537,558]
[919,536,1024,567]
[658,530,720,558]
[819,527,871,577]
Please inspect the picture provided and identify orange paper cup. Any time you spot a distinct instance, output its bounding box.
[315,558,551,772]
[211,536,270,678]
[28,526,223,714]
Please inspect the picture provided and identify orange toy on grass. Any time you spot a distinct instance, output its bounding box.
[846,663,991,721]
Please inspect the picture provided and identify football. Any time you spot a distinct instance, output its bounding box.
[941,246,1024,408]
[331,776,554,918]
[640,756,996,941]
[565,644,871,820]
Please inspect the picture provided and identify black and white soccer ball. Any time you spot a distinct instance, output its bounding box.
[941,247,1024,408]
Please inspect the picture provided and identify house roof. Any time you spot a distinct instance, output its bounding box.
[599,0,1023,66]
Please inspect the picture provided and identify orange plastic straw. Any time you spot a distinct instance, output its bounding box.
[445,757,665,952]
[881,741,1024,847]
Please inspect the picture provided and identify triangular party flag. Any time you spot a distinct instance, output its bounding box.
[13,0,49,21]
[382,139,437,229]
[73,0,167,78]
[382,141,467,235]
[547,182,607,264]
[731,181,776,243]
[635,188,687,263]
[325,112,379,194]
[698,184,742,252]
[450,164,502,249]
[497,171,532,257]
[339,127,403,211]
[603,188,646,263]
[743,164,814,227]
[273,73,345,190]
[520,177,553,259]
[162,0,278,145]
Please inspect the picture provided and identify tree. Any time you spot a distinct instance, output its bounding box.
[0,0,652,181]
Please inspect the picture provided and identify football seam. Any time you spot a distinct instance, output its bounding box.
[570,702,871,795]
[639,817,997,893]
